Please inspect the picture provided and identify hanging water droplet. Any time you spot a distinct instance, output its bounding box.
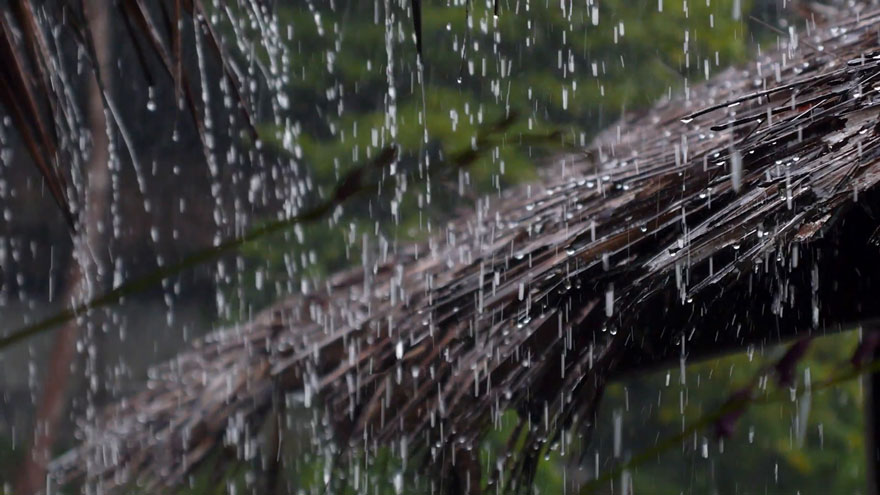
[605,284,614,317]
[146,85,157,112]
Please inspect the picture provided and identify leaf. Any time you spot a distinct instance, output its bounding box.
[0,14,74,229]
[191,0,258,140]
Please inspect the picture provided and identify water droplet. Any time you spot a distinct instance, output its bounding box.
[393,471,404,494]
[605,284,614,317]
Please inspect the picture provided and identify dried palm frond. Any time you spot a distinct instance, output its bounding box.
[0,0,255,229]
[52,3,880,493]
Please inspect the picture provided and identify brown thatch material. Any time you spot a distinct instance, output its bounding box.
[0,0,256,231]
[52,4,880,493]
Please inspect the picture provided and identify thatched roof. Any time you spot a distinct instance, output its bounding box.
[52,3,880,493]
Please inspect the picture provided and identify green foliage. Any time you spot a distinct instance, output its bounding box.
[0,434,21,492]
[593,331,867,495]
[268,0,754,184]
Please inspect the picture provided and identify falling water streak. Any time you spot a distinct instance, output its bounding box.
[731,150,743,192]
[384,0,399,144]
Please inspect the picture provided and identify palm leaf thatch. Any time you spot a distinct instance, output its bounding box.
[50,2,880,493]
[0,0,254,230]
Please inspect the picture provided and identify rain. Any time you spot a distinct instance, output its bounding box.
[0,1,878,495]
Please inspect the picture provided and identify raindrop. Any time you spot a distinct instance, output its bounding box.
[605,284,614,317]
[146,86,157,112]
[731,150,743,192]
[393,471,404,494]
